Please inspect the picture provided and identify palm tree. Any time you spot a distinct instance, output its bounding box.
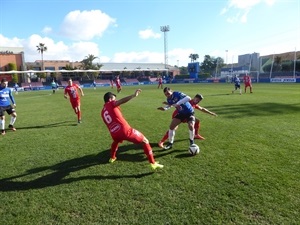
[36,43,47,71]
[80,54,99,70]
[189,53,199,62]
[80,54,102,80]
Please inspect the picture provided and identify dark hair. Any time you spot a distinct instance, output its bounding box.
[104,92,116,102]
[1,78,7,83]
[195,94,204,100]
[163,87,170,93]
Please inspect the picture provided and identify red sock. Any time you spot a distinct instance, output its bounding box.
[194,121,200,135]
[161,130,169,142]
[77,111,81,120]
[111,141,119,159]
[143,143,155,164]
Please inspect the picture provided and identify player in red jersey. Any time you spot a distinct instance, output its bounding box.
[158,94,217,148]
[64,78,84,124]
[243,73,253,93]
[157,75,163,89]
[110,76,114,89]
[115,75,122,93]
[101,89,163,170]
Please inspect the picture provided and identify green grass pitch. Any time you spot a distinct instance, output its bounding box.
[0,83,299,224]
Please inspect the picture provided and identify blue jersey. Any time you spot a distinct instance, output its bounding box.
[0,87,15,107]
[167,91,194,114]
[233,76,240,86]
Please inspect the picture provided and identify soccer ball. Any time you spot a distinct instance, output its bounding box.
[189,144,200,155]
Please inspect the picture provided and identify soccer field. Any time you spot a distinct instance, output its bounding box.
[0,83,299,224]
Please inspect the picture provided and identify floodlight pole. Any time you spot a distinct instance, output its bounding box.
[225,50,228,65]
[249,53,253,73]
[160,25,170,72]
[293,48,296,78]
[269,53,275,80]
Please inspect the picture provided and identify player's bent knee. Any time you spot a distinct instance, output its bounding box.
[143,137,149,144]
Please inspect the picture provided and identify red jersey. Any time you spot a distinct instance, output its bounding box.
[101,100,131,138]
[158,77,162,84]
[115,78,121,88]
[243,75,251,85]
[189,99,200,110]
[64,84,81,100]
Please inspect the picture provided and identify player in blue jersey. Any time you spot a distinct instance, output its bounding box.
[92,79,97,90]
[14,83,19,94]
[231,75,242,95]
[157,87,195,150]
[0,78,17,135]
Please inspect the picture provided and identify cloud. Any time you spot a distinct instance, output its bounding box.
[107,48,197,66]
[59,10,116,41]
[221,0,276,23]
[228,0,261,9]
[138,29,161,39]
[0,31,196,67]
[5,34,100,62]
[0,34,23,47]
[42,26,52,35]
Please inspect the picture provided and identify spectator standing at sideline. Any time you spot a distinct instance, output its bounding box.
[0,78,17,135]
[243,73,253,93]
[101,89,163,170]
[64,78,84,124]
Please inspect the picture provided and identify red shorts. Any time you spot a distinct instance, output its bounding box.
[70,98,80,109]
[112,127,144,144]
[245,83,252,87]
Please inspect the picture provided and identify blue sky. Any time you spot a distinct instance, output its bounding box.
[0,0,299,66]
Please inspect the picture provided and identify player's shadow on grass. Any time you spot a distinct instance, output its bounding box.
[101,142,181,162]
[209,102,300,119]
[0,140,190,192]
[16,121,76,130]
[113,139,189,162]
[0,150,153,192]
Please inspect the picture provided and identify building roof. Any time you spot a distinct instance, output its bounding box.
[100,62,167,70]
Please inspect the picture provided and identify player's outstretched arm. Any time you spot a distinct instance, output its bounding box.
[158,101,172,111]
[198,106,217,116]
[157,107,165,111]
[115,89,141,106]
